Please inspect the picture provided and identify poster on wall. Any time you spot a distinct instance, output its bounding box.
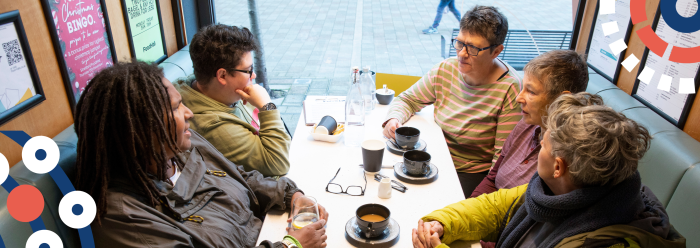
[585,0,633,83]
[631,0,700,128]
[40,0,117,111]
[122,0,167,63]
[0,10,46,126]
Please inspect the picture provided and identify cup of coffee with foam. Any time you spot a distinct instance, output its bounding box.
[355,203,391,238]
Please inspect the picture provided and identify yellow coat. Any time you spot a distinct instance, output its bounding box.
[422,184,686,248]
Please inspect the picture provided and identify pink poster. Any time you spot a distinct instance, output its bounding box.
[44,0,114,101]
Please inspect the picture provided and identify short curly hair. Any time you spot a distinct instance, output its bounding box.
[459,6,508,48]
[544,92,651,187]
[524,50,589,100]
[189,24,258,84]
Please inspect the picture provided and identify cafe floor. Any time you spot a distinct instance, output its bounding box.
[216,0,572,134]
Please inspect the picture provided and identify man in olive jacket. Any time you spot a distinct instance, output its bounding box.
[176,24,290,177]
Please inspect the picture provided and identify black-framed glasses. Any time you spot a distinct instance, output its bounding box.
[326,168,366,196]
[231,64,254,76]
[452,39,499,56]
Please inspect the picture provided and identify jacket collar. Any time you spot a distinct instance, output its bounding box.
[175,77,238,114]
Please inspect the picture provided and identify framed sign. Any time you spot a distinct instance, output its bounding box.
[40,0,117,111]
[122,0,168,63]
[585,0,634,83]
[0,10,46,126]
[631,1,700,128]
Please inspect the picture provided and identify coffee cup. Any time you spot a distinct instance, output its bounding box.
[316,115,337,135]
[361,140,385,174]
[403,150,431,176]
[376,84,395,105]
[356,203,391,238]
[395,127,420,150]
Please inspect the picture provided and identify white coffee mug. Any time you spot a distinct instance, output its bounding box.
[378,178,392,199]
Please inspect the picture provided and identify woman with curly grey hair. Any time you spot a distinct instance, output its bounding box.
[412,92,686,248]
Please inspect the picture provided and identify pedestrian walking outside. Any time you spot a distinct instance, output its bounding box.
[423,0,461,34]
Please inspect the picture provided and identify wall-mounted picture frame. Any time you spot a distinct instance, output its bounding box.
[631,4,700,129]
[40,0,117,112]
[0,10,46,127]
[585,0,634,83]
[122,0,168,63]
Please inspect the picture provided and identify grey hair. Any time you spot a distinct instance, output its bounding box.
[543,92,651,187]
[523,50,589,100]
[460,5,508,49]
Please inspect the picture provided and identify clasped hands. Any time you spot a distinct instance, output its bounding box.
[412,219,444,248]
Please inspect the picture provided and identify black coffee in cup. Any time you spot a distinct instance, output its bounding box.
[403,150,431,176]
[356,204,391,238]
[395,127,420,150]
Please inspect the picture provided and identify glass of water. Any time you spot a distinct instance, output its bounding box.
[291,196,319,230]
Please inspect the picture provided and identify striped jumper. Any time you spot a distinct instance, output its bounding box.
[385,58,522,173]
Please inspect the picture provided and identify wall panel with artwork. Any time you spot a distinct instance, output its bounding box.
[0,0,74,166]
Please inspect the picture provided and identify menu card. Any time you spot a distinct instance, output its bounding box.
[303,96,346,125]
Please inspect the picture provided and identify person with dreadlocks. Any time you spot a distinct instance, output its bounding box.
[74,61,329,248]
[175,24,291,178]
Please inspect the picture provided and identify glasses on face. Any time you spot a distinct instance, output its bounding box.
[452,39,499,57]
[326,168,367,196]
[231,64,254,76]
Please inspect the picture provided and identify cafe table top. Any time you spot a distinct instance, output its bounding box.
[256,104,479,248]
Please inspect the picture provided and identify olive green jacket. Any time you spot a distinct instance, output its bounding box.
[175,77,291,177]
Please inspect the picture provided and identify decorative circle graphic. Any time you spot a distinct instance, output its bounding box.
[22,136,60,174]
[25,230,63,248]
[0,153,8,185]
[0,130,97,247]
[58,191,97,229]
[659,0,700,33]
[630,0,700,64]
[7,185,44,222]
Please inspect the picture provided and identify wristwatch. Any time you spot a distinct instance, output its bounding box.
[261,102,277,111]
[281,239,298,248]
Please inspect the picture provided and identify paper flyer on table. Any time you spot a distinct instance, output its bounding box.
[303,95,346,125]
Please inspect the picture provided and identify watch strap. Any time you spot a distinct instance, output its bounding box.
[262,102,277,111]
[283,235,301,248]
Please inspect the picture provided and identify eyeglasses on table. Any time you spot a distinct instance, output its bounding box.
[326,167,367,196]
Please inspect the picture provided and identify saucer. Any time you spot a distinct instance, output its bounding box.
[345,216,399,247]
[385,139,427,155]
[393,162,438,184]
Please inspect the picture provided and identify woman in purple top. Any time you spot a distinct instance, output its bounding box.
[470,50,590,198]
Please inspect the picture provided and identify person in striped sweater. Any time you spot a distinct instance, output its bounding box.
[382,5,522,198]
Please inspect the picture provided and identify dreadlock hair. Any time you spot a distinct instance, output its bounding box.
[74,61,182,224]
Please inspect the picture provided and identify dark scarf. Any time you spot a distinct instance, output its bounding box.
[496,171,644,248]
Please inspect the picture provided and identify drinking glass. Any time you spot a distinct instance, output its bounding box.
[290,196,319,230]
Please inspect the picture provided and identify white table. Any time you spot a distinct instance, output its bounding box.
[257,104,478,247]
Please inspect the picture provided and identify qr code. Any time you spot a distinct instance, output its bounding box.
[2,39,23,66]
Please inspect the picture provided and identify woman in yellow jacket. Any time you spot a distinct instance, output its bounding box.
[413,93,686,248]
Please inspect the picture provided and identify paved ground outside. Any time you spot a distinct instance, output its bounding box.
[216,0,572,134]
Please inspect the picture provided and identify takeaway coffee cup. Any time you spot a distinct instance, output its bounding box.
[356,203,391,238]
[362,140,385,174]
[403,150,431,176]
[395,127,420,150]
[315,115,338,135]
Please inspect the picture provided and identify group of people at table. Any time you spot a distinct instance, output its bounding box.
[72,4,686,248]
